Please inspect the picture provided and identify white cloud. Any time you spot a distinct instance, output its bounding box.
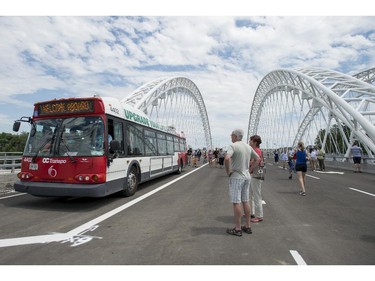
[0,16,374,148]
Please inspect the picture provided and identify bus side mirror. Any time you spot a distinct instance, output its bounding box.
[13,121,21,132]
[13,117,32,133]
[108,140,121,166]
[109,140,121,153]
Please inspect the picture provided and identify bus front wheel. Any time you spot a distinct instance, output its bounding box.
[122,166,138,197]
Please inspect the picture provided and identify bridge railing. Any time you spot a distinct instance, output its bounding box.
[323,153,374,174]
[0,152,23,173]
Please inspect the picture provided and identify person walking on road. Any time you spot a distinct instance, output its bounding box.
[350,141,363,173]
[208,149,214,167]
[213,148,219,167]
[288,148,295,179]
[295,141,309,196]
[274,150,279,164]
[249,135,264,223]
[187,148,192,166]
[281,150,288,169]
[192,150,198,167]
[218,148,225,168]
[224,129,260,237]
[310,147,318,171]
[317,145,325,171]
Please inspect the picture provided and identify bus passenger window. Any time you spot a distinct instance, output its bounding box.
[157,133,167,155]
[166,136,174,155]
[144,130,157,156]
[126,123,145,156]
[179,138,186,152]
[174,137,180,152]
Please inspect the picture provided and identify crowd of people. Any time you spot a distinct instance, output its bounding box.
[186,147,226,168]
[187,132,365,237]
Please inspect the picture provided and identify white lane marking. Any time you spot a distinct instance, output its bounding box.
[290,250,307,265]
[0,164,207,248]
[0,193,26,200]
[262,200,266,205]
[349,187,375,197]
[315,171,344,175]
[306,174,320,179]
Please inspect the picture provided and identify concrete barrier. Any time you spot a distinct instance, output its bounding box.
[323,159,374,174]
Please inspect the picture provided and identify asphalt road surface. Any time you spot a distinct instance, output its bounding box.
[0,161,374,266]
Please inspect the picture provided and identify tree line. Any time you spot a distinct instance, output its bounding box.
[314,123,366,154]
[0,132,28,152]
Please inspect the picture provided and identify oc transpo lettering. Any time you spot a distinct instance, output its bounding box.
[42,158,67,164]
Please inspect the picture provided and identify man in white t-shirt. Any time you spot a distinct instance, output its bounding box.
[224,129,260,237]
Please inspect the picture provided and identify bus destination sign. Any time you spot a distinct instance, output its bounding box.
[37,100,95,116]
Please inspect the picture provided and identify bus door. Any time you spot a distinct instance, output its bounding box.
[106,118,126,186]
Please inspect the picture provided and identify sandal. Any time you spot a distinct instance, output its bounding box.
[226,227,242,236]
[250,217,263,223]
[241,225,252,234]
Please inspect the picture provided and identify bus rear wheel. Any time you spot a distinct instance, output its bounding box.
[122,166,138,197]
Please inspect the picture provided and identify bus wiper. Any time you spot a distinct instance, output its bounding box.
[32,136,52,163]
[59,138,77,163]
[57,126,76,163]
[32,124,59,163]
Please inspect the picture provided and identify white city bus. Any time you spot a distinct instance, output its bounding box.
[13,96,188,197]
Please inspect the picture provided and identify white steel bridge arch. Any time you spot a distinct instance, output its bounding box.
[247,67,375,160]
[121,77,212,149]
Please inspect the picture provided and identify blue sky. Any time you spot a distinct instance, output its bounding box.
[1,2,374,148]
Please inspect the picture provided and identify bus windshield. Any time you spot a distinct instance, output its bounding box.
[24,116,105,157]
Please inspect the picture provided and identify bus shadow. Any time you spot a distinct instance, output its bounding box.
[1,194,121,213]
[2,171,185,212]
